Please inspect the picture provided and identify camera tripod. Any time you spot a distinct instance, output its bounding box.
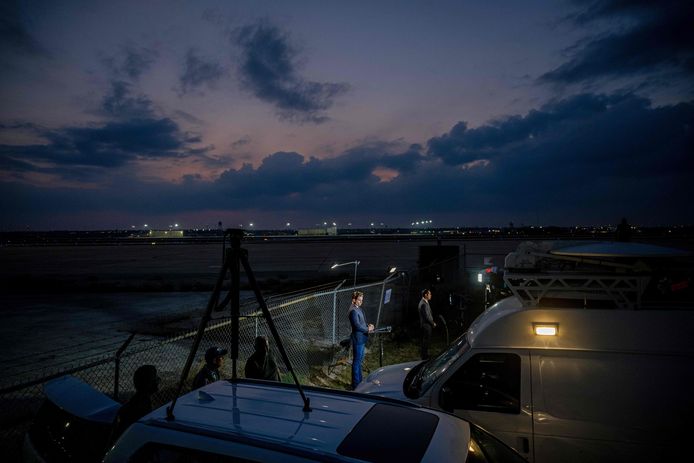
[166,229,311,420]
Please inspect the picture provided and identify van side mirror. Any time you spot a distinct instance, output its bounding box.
[439,386,454,412]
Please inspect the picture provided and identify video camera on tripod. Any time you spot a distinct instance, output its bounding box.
[338,325,392,349]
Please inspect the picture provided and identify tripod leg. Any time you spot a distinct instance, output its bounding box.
[239,249,312,412]
[229,236,241,380]
[166,248,231,420]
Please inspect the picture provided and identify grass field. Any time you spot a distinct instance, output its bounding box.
[309,325,462,390]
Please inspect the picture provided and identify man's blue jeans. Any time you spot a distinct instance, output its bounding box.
[351,341,365,390]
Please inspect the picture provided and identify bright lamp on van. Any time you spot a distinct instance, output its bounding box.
[533,323,558,336]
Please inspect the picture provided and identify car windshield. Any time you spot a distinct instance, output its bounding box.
[28,400,114,462]
[407,333,470,398]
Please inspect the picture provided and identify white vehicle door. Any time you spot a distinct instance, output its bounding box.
[530,350,691,463]
[436,350,534,462]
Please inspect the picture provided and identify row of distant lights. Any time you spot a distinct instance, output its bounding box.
[129,221,400,229]
[131,224,180,228]
[126,222,650,231]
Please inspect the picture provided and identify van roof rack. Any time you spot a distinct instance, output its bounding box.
[504,272,650,309]
[503,241,692,310]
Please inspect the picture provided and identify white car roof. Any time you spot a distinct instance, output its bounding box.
[113,379,470,462]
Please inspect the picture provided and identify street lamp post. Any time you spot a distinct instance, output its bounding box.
[331,260,360,287]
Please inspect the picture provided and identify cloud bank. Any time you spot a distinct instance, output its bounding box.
[2,92,692,227]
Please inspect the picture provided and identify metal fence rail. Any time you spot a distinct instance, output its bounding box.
[0,276,407,457]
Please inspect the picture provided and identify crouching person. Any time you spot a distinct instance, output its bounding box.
[245,336,280,381]
[110,365,160,444]
[193,346,227,389]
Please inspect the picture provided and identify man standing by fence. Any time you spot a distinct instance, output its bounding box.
[349,291,373,390]
[419,289,436,359]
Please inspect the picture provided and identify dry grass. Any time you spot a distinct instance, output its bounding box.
[310,328,459,390]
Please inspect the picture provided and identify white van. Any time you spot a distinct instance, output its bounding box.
[357,296,694,462]
[357,242,694,462]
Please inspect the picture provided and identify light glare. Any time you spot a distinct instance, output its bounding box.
[534,323,558,336]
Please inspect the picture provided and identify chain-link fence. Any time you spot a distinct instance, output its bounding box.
[0,275,408,459]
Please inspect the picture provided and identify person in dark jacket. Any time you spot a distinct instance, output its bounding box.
[349,291,374,390]
[245,335,281,381]
[418,289,436,360]
[192,346,227,389]
[110,364,160,443]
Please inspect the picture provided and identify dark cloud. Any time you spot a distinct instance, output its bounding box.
[0,0,45,56]
[541,0,694,84]
[0,117,199,176]
[179,49,225,94]
[62,119,185,160]
[101,81,155,119]
[424,93,694,223]
[427,93,628,165]
[103,44,158,81]
[426,92,694,172]
[211,141,423,207]
[234,21,349,123]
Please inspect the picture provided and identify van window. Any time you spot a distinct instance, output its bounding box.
[406,333,470,398]
[442,353,520,414]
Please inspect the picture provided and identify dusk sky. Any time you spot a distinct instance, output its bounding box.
[1,0,692,230]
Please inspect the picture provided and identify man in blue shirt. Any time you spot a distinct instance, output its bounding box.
[349,291,374,390]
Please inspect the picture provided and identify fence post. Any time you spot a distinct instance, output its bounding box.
[332,280,345,345]
[462,243,467,292]
[114,333,136,401]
